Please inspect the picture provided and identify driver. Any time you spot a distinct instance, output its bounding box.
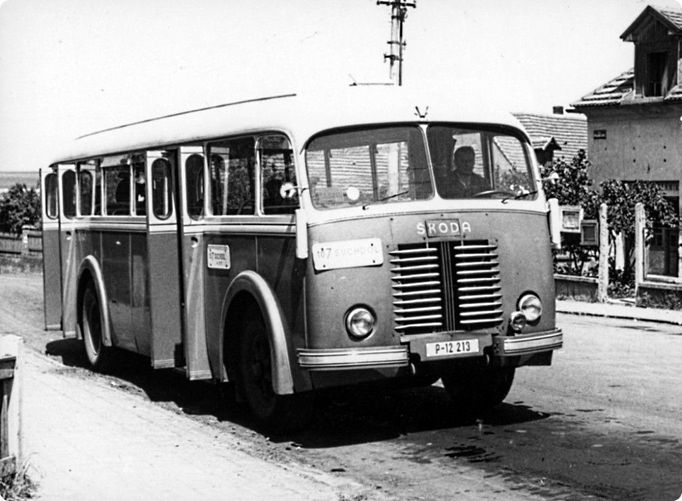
[445,146,489,198]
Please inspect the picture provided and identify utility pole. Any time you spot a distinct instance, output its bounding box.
[377,0,416,86]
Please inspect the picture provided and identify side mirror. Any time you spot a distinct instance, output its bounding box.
[547,198,561,250]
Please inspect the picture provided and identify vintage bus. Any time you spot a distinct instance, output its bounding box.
[41,88,563,429]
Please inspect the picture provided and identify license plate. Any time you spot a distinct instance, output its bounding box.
[426,339,479,358]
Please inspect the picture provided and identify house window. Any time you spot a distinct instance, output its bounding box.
[645,51,669,97]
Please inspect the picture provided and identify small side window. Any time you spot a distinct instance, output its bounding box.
[151,158,172,219]
[185,154,204,219]
[260,135,298,215]
[62,170,76,219]
[45,173,58,219]
[78,170,94,216]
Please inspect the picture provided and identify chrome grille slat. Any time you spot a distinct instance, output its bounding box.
[392,240,503,334]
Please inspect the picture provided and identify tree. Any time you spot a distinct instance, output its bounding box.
[0,183,41,235]
[540,152,678,284]
[540,151,599,275]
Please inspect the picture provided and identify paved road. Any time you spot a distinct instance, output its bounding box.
[2,273,682,500]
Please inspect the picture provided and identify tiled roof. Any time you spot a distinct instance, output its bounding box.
[621,5,682,39]
[513,113,588,162]
[571,68,682,108]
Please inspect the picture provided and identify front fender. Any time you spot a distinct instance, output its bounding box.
[77,256,113,347]
[220,270,297,395]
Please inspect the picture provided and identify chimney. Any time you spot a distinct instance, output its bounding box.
[553,106,564,115]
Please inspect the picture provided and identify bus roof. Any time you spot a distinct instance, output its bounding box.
[51,86,529,164]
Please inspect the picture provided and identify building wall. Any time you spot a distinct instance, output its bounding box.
[585,105,682,186]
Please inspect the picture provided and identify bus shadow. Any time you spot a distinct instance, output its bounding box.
[44,338,552,446]
[287,384,552,448]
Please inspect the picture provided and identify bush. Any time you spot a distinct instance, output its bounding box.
[0,184,41,235]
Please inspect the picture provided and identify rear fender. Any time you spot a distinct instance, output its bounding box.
[77,256,113,347]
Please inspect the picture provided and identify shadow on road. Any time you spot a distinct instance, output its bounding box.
[44,338,551,447]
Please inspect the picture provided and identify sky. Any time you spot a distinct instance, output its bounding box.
[1,0,681,173]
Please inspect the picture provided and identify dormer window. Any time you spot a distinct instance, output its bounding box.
[645,51,670,97]
[620,5,682,99]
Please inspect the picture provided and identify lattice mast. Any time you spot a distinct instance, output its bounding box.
[377,0,416,86]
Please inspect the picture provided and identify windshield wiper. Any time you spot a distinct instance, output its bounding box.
[363,190,410,210]
[501,190,538,204]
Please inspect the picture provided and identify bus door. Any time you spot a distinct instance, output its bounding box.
[41,167,62,330]
[177,145,211,380]
[145,150,184,369]
[57,164,78,337]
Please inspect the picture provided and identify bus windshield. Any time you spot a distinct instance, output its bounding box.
[428,124,536,200]
[305,124,536,209]
[305,126,432,209]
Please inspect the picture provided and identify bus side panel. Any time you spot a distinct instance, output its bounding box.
[256,235,309,391]
[147,231,183,368]
[101,231,135,350]
[42,224,62,330]
[131,231,151,356]
[203,233,256,381]
[182,232,211,380]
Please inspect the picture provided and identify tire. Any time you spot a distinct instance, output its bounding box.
[238,316,313,433]
[441,365,515,414]
[81,284,111,370]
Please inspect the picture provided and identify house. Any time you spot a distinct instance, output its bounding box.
[571,4,682,281]
[513,111,588,166]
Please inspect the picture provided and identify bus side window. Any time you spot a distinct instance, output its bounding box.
[260,135,298,215]
[151,158,172,219]
[62,170,76,219]
[208,137,255,216]
[104,165,131,215]
[78,170,93,216]
[45,173,59,219]
[185,154,204,219]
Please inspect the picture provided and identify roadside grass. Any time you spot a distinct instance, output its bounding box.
[0,461,37,500]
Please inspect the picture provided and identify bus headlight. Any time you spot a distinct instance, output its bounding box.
[518,293,542,323]
[510,311,527,332]
[345,306,375,339]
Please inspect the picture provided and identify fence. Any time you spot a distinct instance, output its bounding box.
[0,227,42,257]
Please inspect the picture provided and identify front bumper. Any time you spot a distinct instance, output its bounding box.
[298,328,562,371]
[297,346,409,371]
[493,328,563,356]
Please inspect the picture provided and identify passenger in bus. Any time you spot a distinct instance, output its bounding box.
[446,145,489,198]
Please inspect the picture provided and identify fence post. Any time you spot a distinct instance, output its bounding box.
[0,335,22,477]
[598,203,609,302]
[634,203,645,298]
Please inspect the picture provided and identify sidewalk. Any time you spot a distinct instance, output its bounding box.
[21,352,365,501]
[557,299,682,326]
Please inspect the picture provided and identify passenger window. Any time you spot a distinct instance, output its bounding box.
[185,154,204,219]
[208,137,255,215]
[133,157,146,216]
[103,159,131,215]
[151,158,172,219]
[78,160,101,216]
[62,170,76,219]
[78,170,94,216]
[45,173,59,219]
[259,135,298,215]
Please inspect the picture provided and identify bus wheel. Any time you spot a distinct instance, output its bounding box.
[441,366,515,414]
[81,284,111,370]
[238,317,312,432]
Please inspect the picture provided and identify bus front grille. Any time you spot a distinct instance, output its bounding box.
[390,241,503,335]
